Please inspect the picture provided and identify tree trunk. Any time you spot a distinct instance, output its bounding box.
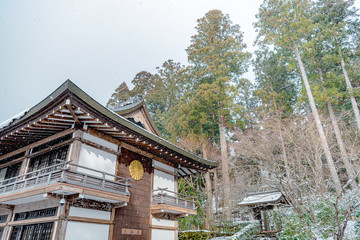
[294,44,342,194]
[336,36,360,132]
[213,169,219,218]
[202,143,213,229]
[318,67,356,189]
[271,89,291,180]
[328,101,357,188]
[219,115,232,220]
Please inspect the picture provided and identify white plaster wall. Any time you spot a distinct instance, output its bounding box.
[77,144,117,180]
[68,207,110,220]
[153,169,175,196]
[65,222,109,240]
[153,160,175,173]
[83,133,117,151]
[153,170,174,191]
[151,229,175,240]
[151,218,175,227]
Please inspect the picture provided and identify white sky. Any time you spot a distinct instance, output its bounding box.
[0,0,359,122]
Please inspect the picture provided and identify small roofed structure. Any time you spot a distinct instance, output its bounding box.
[238,190,290,239]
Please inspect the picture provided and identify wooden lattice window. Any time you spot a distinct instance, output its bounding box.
[1,162,22,185]
[14,208,57,221]
[28,146,69,175]
[9,222,53,240]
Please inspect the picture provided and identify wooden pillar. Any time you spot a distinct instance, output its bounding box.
[108,207,116,240]
[263,210,269,231]
[19,149,31,176]
[174,173,178,240]
[1,206,14,240]
[68,130,83,170]
[54,201,70,240]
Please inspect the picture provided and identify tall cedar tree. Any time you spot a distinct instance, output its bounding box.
[313,0,360,132]
[184,10,251,219]
[255,0,342,194]
[253,47,299,179]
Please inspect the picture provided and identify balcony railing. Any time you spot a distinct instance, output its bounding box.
[152,188,196,210]
[0,160,131,197]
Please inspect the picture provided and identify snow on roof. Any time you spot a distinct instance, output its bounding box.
[238,191,283,206]
[0,108,30,130]
[112,95,143,111]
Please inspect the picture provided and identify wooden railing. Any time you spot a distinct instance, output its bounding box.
[0,160,131,196]
[152,188,196,210]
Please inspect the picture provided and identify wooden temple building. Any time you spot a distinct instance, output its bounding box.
[238,191,289,239]
[0,80,218,240]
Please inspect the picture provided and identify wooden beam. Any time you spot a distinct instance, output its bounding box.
[66,216,111,225]
[0,128,75,161]
[0,204,13,210]
[150,225,178,231]
[150,204,197,215]
[27,139,74,159]
[7,216,59,226]
[65,105,80,125]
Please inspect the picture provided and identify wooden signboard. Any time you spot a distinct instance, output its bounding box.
[121,228,142,235]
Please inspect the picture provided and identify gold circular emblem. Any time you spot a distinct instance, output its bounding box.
[129,160,144,181]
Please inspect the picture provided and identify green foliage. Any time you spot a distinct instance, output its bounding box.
[130,71,155,97]
[255,0,314,49]
[178,231,214,240]
[178,176,207,231]
[253,47,299,117]
[145,60,193,138]
[106,82,131,108]
[172,9,251,141]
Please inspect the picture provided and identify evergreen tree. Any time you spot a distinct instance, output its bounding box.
[107,82,131,108]
[255,0,342,193]
[181,9,251,219]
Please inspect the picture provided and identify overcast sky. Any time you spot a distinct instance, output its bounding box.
[0,0,359,123]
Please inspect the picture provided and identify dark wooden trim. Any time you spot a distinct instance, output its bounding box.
[0,156,26,169]
[0,129,75,162]
[27,139,73,159]
[119,141,174,167]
